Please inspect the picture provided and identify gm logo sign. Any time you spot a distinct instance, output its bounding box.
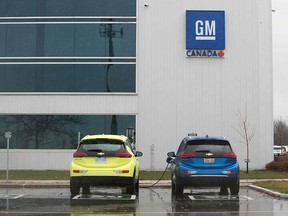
[186,10,225,50]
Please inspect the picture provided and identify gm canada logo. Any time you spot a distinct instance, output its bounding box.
[186,10,225,58]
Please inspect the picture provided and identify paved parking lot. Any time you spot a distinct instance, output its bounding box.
[1,187,288,215]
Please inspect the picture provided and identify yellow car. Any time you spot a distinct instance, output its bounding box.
[70,134,143,197]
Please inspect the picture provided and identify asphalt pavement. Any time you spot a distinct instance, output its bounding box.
[1,179,288,199]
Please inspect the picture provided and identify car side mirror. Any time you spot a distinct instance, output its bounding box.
[135,151,143,157]
[167,151,176,157]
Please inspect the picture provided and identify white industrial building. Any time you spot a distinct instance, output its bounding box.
[0,0,273,171]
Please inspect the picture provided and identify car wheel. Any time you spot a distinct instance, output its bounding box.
[174,175,184,195]
[126,172,137,194]
[220,186,229,195]
[82,185,90,195]
[175,183,184,195]
[126,182,136,194]
[230,180,240,195]
[70,178,80,197]
[171,173,176,193]
[135,178,139,193]
[172,180,176,193]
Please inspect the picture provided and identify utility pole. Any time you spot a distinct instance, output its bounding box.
[100,19,123,134]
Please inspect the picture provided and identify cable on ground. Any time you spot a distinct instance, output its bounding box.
[142,163,170,188]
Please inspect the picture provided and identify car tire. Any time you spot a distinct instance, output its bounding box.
[174,175,184,195]
[220,186,229,195]
[171,173,176,194]
[135,178,139,193]
[230,180,240,195]
[175,182,184,195]
[82,185,90,195]
[70,178,80,197]
[126,172,137,194]
[126,182,136,194]
[172,180,176,193]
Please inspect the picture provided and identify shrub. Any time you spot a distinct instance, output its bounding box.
[266,155,288,171]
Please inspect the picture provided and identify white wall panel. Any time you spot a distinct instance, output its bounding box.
[137,0,273,170]
[0,94,138,114]
[0,150,74,170]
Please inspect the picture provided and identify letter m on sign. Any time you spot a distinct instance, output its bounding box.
[186,10,225,50]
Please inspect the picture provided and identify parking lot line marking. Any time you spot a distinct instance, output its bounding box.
[72,194,81,199]
[242,195,253,200]
[0,194,25,199]
[13,194,24,199]
[188,195,196,200]
[188,195,253,201]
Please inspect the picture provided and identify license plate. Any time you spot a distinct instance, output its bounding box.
[204,158,215,164]
[95,158,106,164]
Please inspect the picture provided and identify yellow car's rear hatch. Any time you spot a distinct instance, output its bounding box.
[72,138,133,169]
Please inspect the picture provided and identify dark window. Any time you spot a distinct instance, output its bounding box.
[185,140,232,157]
[0,64,135,92]
[0,1,136,93]
[0,115,136,149]
[0,0,136,16]
[80,139,125,156]
[0,24,136,57]
[176,140,187,155]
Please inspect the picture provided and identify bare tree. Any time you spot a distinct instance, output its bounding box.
[233,106,256,174]
[8,115,86,149]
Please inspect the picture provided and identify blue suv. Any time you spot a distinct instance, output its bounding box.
[167,134,240,195]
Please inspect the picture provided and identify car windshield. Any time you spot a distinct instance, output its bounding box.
[185,140,232,157]
[79,139,125,156]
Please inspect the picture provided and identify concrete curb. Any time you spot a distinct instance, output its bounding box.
[248,184,288,199]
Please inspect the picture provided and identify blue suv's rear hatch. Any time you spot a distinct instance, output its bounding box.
[179,140,238,169]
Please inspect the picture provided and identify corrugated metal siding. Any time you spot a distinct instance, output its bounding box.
[137,0,273,170]
[0,150,74,170]
[0,94,138,114]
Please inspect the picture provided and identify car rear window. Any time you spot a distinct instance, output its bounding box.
[185,140,232,157]
[79,139,125,156]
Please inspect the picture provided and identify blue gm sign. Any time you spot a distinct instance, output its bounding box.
[186,10,225,50]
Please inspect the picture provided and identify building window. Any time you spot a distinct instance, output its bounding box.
[0,64,135,92]
[0,0,136,17]
[0,115,136,149]
[0,0,136,93]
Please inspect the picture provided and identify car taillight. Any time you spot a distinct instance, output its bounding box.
[180,151,196,158]
[223,170,238,174]
[115,151,132,158]
[73,170,87,174]
[73,150,88,158]
[114,170,130,174]
[223,152,237,158]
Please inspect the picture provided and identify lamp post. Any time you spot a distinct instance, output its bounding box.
[4,132,12,182]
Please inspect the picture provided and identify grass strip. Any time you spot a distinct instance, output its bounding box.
[254,181,288,194]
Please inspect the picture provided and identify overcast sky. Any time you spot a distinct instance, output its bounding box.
[273,0,288,120]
